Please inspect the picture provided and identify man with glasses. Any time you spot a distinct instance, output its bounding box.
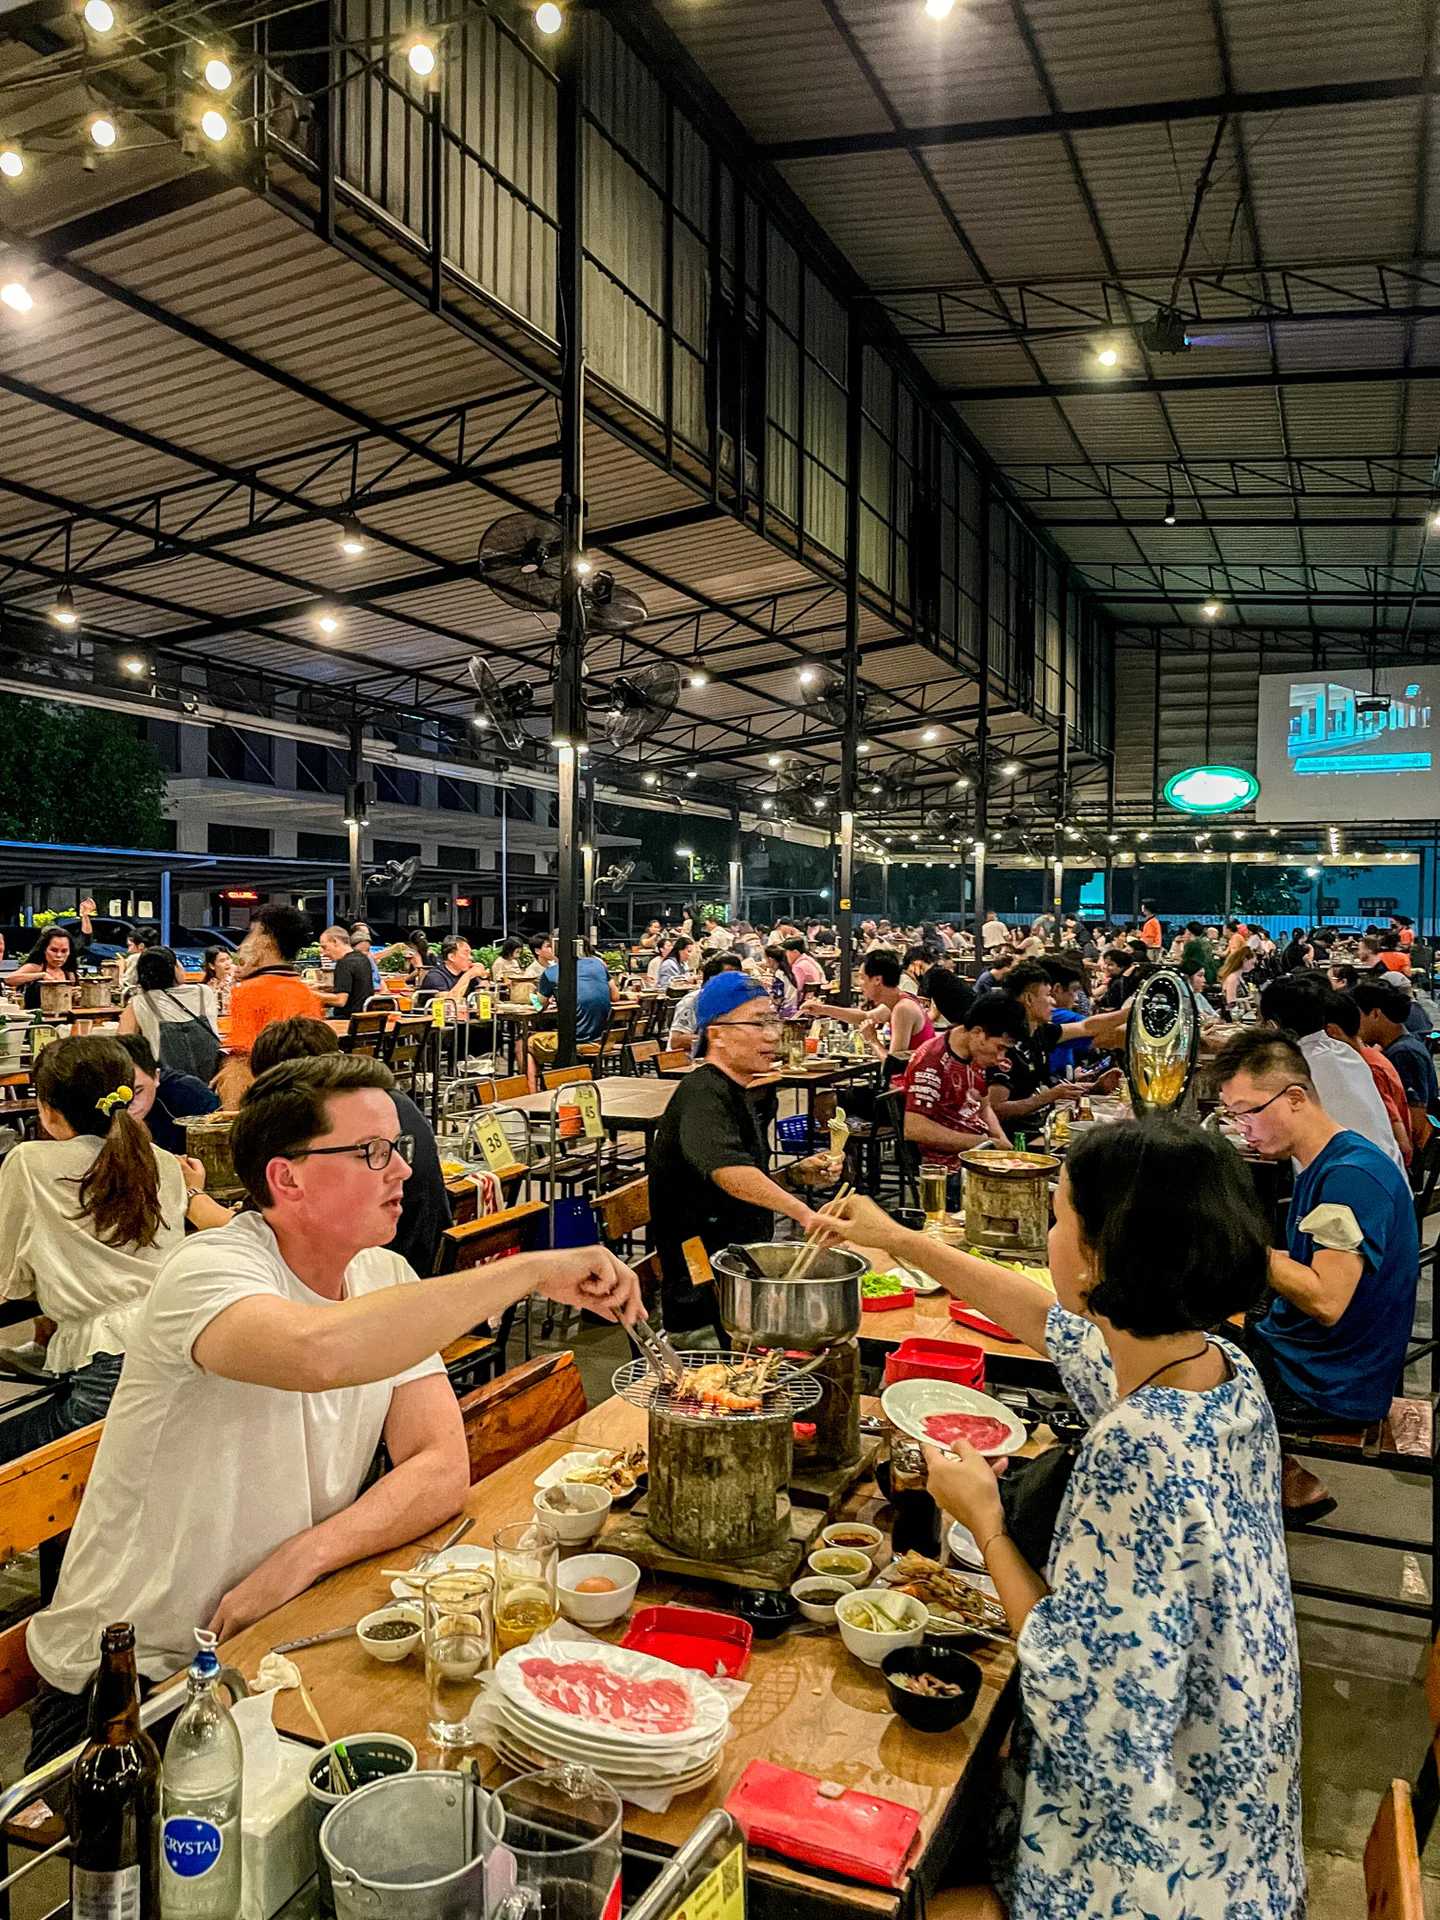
[649,972,823,1340]
[25,1052,642,1765]
[1215,1027,1418,1527]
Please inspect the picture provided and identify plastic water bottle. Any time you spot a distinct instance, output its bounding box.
[160,1630,243,1916]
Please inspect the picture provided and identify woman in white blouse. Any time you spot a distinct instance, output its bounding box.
[0,1036,225,1463]
[116,947,221,1067]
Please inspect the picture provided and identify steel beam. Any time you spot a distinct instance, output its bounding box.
[946,364,1440,402]
[761,75,1440,162]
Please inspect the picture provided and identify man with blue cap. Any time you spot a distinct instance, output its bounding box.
[648,970,822,1339]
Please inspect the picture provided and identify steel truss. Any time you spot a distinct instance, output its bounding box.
[1004,456,1440,505]
[873,258,1440,345]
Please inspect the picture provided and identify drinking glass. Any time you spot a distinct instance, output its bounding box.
[485,1764,623,1920]
[424,1572,492,1746]
[493,1521,559,1656]
[919,1162,948,1225]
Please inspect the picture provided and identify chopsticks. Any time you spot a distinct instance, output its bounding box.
[785,1184,852,1281]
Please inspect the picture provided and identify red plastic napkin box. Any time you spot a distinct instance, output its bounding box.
[881,1338,985,1389]
[724,1759,920,1888]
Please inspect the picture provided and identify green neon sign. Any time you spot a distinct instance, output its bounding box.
[1162,765,1260,816]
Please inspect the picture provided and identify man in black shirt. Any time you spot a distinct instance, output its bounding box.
[316,924,377,1019]
[648,972,822,1336]
[250,1018,453,1275]
[419,935,488,1006]
[987,962,1121,1138]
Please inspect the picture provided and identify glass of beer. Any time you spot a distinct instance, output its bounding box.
[424,1572,492,1746]
[919,1162,948,1226]
[493,1521,559,1656]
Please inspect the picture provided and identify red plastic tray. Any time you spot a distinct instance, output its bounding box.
[861,1287,916,1314]
[725,1759,920,1889]
[947,1299,1020,1342]
[882,1337,985,1388]
[621,1605,753,1679]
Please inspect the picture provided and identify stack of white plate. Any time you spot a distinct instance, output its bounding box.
[485,1641,731,1794]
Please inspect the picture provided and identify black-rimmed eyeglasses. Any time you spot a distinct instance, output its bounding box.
[1222,1085,1303,1123]
[289,1135,415,1171]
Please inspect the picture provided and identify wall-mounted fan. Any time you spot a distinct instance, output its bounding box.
[598,858,636,891]
[775,767,840,825]
[476,509,649,634]
[467,657,539,754]
[591,661,682,750]
[365,855,420,901]
[808,667,895,732]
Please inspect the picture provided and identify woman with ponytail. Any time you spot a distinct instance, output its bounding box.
[0,1036,220,1462]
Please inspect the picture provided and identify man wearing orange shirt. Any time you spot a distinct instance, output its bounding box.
[1324,991,1412,1168]
[227,905,324,1057]
[1138,901,1162,957]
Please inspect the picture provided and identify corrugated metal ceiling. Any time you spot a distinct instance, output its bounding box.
[657,0,1440,638]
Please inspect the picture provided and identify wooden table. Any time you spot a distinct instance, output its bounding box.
[491,1079,677,1141]
[220,1396,1020,1920]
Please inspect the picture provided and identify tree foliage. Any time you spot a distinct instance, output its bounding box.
[0,696,170,848]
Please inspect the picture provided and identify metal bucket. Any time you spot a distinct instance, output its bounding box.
[320,1771,489,1919]
[711,1243,867,1349]
[38,981,74,1016]
[75,978,108,1009]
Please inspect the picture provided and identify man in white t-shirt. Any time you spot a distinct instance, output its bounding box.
[980,911,1009,955]
[25,1052,641,1766]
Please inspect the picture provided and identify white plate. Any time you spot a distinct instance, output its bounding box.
[489,1704,724,1781]
[389,1544,494,1601]
[946,1520,985,1570]
[880,1379,1027,1458]
[495,1640,731,1749]
[492,1690,726,1768]
[489,1729,721,1795]
[534,1450,644,1492]
[883,1262,942,1297]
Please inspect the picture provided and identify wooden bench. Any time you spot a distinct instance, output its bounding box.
[1366,1780,1424,1919]
[456,1351,587,1484]
[1283,1393,1440,1634]
[434,1200,548,1391]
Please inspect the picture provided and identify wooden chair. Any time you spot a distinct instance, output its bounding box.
[631,1248,662,1313]
[341,1009,391,1059]
[384,1015,436,1098]
[597,1004,637,1076]
[1365,1781,1424,1919]
[630,997,662,1042]
[456,1351,587,1485]
[655,1049,691,1077]
[625,1039,661,1077]
[433,1200,549,1390]
[593,1177,650,1254]
[542,1065,595,1090]
[0,1424,103,1916]
[492,1073,529,1102]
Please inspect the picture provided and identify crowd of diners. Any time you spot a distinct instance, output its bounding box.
[0,891,1434,1916]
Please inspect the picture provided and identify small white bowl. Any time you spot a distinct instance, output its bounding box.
[807,1547,871,1589]
[835,1588,928,1668]
[820,1522,885,1561]
[556,1553,640,1627]
[790,1576,850,1625]
[356,1604,423,1663]
[533,1481,612,1544]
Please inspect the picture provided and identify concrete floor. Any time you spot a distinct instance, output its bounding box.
[3,1309,1438,1916]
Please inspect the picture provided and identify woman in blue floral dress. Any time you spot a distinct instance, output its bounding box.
[829,1121,1304,1920]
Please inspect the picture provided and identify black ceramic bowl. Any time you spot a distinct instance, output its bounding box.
[880,1644,983,1732]
[733,1587,799,1639]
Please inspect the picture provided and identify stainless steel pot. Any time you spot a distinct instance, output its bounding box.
[711,1242,867,1350]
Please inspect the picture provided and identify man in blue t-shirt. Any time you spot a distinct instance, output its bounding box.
[1217,1027,1419,1526]
[527,937,617,1087]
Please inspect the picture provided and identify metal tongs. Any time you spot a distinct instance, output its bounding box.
[628,1313,685,1388]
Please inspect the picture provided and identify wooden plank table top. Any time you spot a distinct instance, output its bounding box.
[218,1395,1020,1915]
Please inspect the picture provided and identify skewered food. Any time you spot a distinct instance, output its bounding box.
[882,1553,1010,1634]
